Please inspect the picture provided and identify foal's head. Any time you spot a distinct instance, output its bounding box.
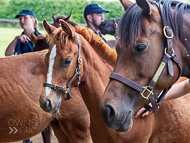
[40,19,82,113]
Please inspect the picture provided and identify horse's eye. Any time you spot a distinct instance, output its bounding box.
[63,57,72,65]
[134,44,148,54]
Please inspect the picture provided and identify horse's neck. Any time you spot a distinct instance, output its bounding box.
[75,27,117,67]
[79,41,113,130]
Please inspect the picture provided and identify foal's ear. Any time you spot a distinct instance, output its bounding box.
[59,19,74,38]
[136,0,152,15]
[31,33,37,44]
[119,0,133,11]
[52,13,56,21]
[43,19,56,34]
[64,14,72,22]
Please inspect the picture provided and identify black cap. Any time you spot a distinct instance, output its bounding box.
[84,3,109,18]
[15,9,36,18]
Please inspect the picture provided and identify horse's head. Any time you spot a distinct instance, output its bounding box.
[52,13,78,28]
[39,19,83,114]
[100,0,185,132]
[99,18,120,36]
[31,33,49,52]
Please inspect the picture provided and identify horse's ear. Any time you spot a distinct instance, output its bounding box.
[64,14,72,22]
[31,33,37,44]
[59,19,74,37]
[119,0,133,11]
[52,13,56,21]
[43,19,56,34]
[136,0,152,15]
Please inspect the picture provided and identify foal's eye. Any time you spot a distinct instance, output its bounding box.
[63,57,72,65]
[134,44,148,54]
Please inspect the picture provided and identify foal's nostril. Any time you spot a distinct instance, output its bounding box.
[46,99,52,110]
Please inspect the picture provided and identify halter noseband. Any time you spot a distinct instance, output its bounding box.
[109,2,182,114]
[43,33,82,101]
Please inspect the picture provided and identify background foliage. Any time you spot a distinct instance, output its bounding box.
[0,0,124,24]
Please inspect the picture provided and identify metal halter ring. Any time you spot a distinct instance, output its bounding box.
[63,86,69,93]
[140,86,153,100]
[114,23,118,28]
[78,56,82,64]
[164,47,174,57]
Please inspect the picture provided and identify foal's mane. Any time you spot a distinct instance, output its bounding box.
[74,26,117,66]
[118,0,190,48]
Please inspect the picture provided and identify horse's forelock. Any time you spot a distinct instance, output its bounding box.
[118,4,143,48]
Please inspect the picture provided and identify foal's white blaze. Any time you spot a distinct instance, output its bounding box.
[46,44,57,97]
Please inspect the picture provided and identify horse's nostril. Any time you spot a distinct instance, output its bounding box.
[105,103,116,122]
[46,99,52,110]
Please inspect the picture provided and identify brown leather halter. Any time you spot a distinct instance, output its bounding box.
[43,34,82,101]
[109,2,182,113]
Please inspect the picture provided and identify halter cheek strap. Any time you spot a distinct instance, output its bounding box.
[43,33,82,101]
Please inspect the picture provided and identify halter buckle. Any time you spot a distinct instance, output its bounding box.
[163,26,173,39]
[140,86,153,100]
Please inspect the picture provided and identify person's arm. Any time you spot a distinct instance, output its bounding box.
[164,79,190,101]
[135,78,190,118]
[5,35,31,56]
[5,36,18,56]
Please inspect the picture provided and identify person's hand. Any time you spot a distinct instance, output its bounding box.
[17,35,31,43]
[135,103,152,118]
[135,107,149,118]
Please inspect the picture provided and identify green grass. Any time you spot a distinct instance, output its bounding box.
[0,27,114,58]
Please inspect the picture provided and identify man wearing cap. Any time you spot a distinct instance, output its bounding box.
[84,3,109,42]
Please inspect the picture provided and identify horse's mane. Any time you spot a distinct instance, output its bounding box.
[118,0,190,48]
[74,25,117,66]
[46,25,117,66]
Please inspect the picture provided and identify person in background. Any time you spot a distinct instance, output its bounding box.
[84,3,109,42]
[135,78,190,118]
[5,9,40,56]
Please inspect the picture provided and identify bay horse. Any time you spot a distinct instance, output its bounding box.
[100,0,190,140]
[52,13,78,28]
[99,18,120,37]
[99,18,120,48]
[39,19,190,143]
